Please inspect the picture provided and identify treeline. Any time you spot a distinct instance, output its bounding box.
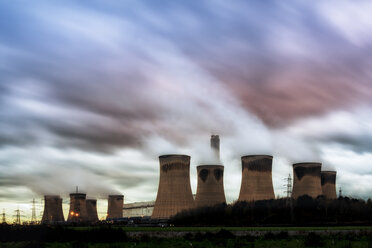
[171,196,372,226]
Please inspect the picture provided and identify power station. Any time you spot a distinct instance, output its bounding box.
[107,195,124,220]
[67,193,88,222]
[152,155,195,219]
[321,171,337,199]
[292,162,323,199]
[194,165,226,208]
[86,199,99,222]
[41,195,64,223]
[238,155,275,202]
[6,135,345,224]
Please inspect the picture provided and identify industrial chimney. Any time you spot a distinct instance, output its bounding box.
[67,193,88,222]
[152,155,195,219]
[41,195,64,224]
[210,135,220,160]
[292,162,322,199]
[107,195,124,220]
[321,171,337,199]
[86,199,99,222]
[195,165,226,208]
[238,155,275,202]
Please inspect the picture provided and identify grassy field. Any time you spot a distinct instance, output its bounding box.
[72,225,372,232]
[1,235,371,248]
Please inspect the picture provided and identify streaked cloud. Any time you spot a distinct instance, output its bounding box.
[1,0,372,219]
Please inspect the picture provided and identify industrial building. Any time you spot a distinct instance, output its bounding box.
[152,154,195,219]
[67,193,88,222]
[107,195,124,220]
[123,201,155,217]
[238,155,275,202]
[195,165,226,208]
[86,199,99,222]
[292,162,323,199]
[321,171,337,199]
[41,195,64,223]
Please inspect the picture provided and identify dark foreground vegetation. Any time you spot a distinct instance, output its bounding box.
[1,226,372,248]
[172,196,372,226]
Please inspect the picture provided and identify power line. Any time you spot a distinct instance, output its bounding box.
[31,198,37,223]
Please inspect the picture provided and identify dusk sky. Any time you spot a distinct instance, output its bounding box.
[1,0,372,220]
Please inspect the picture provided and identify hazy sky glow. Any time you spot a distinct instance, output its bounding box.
[1,0,372,221]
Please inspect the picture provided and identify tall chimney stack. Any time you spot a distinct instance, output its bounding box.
[210,135,220,160]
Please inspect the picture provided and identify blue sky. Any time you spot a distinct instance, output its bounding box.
[1,0,372,220]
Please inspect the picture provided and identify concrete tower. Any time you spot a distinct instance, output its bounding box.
[107,195,124,220]
[238,155,275,202]
[152,155,195,219]
[292,163,322,199]
[210,135,220,160]
[86,199,99,222]
[67,193,88,222]
[195,165,226,208]
[41,195,64,223]
[321,171,337,199]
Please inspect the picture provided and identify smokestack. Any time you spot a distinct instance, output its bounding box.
[152,154,194,219]
[238,155,275,202]
[41,195,64,224]
[210,135,220,160]
[107,195,124,220]
[86,199,99,222]
[195,165,226,208]
[67,193,88,222]
[321,171,337,199]
[292,162,322,199]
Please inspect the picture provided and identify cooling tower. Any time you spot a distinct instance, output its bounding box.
[107,195,124,220]
[86,199,99,222]
[292,163,322,199]
[67,193,88,222]
[321,171,337,199]
[210,135,220,160]
[152,154,195,219]
[238,155,275,202]
[195,165,226,208]
[41,195,64,223]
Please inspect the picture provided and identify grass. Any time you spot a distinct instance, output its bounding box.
[71,225,372,232]
[0,236,371,248]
